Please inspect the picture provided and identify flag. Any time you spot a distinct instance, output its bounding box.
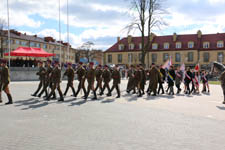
[180,63,185,72]
[195,63,200,72]
[162,56,172,69]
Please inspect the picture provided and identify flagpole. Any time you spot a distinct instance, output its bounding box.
[7,0,11,68]
[67,0,69,63]
[58,0,62,67]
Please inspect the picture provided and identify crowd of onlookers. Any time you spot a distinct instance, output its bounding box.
[7,58,39,67]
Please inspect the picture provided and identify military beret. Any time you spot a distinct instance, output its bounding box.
[79,62,83,65]
[98,64,102,67]
[47,60,52,63]
[67,62,72,65]
[104,65,108,68]
[89,62,94,65]
[1,59,7,64]
[54,61,59,64]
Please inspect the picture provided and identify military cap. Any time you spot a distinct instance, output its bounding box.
[89,62,94,65]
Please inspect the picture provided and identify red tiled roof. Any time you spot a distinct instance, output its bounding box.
[106,33,225,52]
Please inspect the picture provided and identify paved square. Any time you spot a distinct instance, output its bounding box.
[0,80,225,150]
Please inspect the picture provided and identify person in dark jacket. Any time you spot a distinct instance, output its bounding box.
[0,59,13,105]
[184,67,192,95]
[31,61,46,97]
[148,63,161,96]
[167,66,176,95]
[175,66,183,94]
[63,62,76,96]
[140,64,146,95]
[74,62,86,98]
[126,65,135,93]
[201,70,210,93]
[95,64,103,95]
[107,65,121,98]
[134,65,143,97]
[157,65,166,95]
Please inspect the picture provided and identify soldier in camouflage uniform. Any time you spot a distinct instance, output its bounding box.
[95,64,103,95]
[100,65,111,96]
[38,60,55,98]
[63,62,76,96]
[75,62,87,98]
[126,65,135,93]
[107,65,121,98]
[84,62,97,100]
[45,61,64,101]
[32,61,46,97]
[0,59,13,105]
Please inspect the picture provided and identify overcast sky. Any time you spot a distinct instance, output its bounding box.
[1,0,225,50]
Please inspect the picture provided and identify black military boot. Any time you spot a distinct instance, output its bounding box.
[5,94,13,105]
[92,91,97,100]
[138,90,142,97]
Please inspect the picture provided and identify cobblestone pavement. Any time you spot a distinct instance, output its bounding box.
[0,80,225,150]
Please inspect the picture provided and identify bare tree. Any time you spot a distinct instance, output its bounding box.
[77,41,96,63]
[126,0,167,67]
[0,18,7,57]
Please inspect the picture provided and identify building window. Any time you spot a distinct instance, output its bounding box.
[129,43,135,50]
[218,52,224,62]
[30,42,36,47]
[36,43,41,48]
[117,54,122,63]
[128,53,133,63]
[217,41,224,48]
[152,43,158,50]
[152,53,157,63]
[163,53,169,62]
[16,40,20,45]
[203,42,210,49]
[164,43,169,49]
[203,52,209,62]
[176,42,182,49]
[43,44,47,49]
[187,52,193,62]
[108,55,112,63]
[175,53,181,62]
[139,53,142,61]
[119,44,124,50]
[139,43,142,49]
[188,42,194,48]
[21,41,27,46]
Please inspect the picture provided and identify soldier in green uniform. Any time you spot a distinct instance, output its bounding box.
[45,61,64,101]
[95,64,103,95]
[0,59,13,105]
[100,65,111,96]
[74,62,86,98]
[84,62,97,100]
[134,65,143,97]
[38,60,55,98]
[63,62,76,96]
[31,61,46,97]
[107,65,121,98]
[126,65,135,93]
[148,63,161,96]
[140,64,146,95]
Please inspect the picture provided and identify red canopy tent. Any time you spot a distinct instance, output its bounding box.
[4,47,56,57]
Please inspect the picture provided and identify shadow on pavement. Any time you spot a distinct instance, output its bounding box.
[21,102,49,110]
[101,99,115,103]
[69,99,87,106]
[216,106,225,110]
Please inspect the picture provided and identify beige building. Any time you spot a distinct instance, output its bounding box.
[0,30,75,63]
[104,30,225,69]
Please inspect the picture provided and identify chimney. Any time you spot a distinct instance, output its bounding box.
[150,32,156,42]
[117,37,120,42]
[128,35,132,43]
[197,30,202,38]
[173,33,177,42]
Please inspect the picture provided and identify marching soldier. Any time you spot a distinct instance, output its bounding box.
[45,61,64,101]
[107,65,121,98]
[63,62,76,97]
[95,64,103,95]
[75,62,86,98]
[140,64,146,95]
[100,65,111,96]
[148,63,160,96]
[220,70,225,104]
[38,60,54,98]
[0,59,13,105]
[134,65,143,97]
[31,61,46,97]
[126,65,135,93]
[84,62,97,100]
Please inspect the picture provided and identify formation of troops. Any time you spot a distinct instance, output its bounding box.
[2,59,225,105]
